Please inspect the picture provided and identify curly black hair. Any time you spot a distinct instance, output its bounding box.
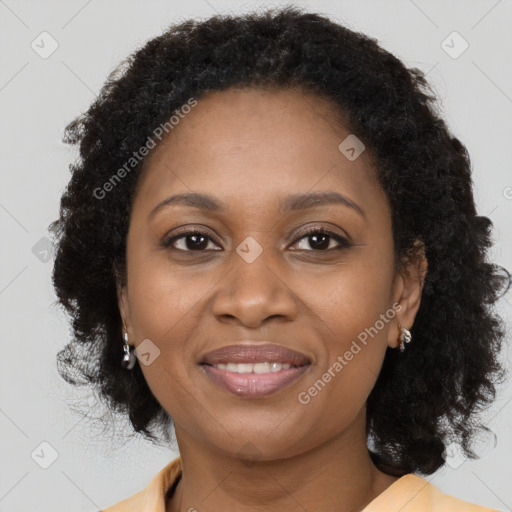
[49,5,510,476]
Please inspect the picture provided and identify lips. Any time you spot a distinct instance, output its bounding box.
[201,343,311,366]
[199,343,312,398]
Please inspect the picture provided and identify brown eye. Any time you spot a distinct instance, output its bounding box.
[162,229,222,251]
[291,228,351,251]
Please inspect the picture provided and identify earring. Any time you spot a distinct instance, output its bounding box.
[398,325,412,352]
[121,331,136,369]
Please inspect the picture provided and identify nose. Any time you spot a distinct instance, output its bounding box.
[211,247,298,329]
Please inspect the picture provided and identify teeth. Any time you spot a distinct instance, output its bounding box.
[213,362,292,373]
[235,363,253,373]
[254,362,271,373]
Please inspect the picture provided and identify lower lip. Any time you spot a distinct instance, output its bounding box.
[201,364,311,398]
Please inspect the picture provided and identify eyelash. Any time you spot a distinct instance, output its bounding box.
[161,226,351,252]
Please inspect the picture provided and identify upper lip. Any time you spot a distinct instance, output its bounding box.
[201,343,311,366]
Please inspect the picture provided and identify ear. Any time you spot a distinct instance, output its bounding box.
[115,268,131,336]
[387,239,428,349]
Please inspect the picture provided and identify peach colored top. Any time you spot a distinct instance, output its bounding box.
[100,456,502,512]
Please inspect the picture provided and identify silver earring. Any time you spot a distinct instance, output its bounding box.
[121,332,136,369]
[398,325,412,352]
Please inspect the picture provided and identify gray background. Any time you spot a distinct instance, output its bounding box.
[1,0,511,511]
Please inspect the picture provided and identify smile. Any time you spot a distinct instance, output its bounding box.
[210,362,293,373]
[199,342,312,397]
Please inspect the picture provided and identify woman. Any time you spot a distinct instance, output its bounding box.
[49,6,510,512]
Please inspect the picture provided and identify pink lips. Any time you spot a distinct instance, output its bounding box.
[200,343,311,398]
[201,343,311,366]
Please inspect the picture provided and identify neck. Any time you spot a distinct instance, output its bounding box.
[166,411,400,512]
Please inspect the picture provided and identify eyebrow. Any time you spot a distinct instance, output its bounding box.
[148,191,366,221]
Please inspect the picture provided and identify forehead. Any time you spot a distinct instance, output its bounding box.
[132,86,388,222]
[142,86,352,167]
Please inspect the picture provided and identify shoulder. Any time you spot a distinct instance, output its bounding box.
[423,476,503,512]
[363,473,503,512]
[99,456,182,512]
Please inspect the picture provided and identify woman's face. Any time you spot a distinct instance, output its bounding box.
[118,87,424,461]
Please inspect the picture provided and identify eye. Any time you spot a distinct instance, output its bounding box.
[161,229,222,252]
[291,227,351,252]
[161,226,352,253]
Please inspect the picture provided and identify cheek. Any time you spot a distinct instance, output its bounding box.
[297,250,394,405]
[310,248,395,340]
[125,258,202,420]
[126,242,207,340]
[123,249,202,402]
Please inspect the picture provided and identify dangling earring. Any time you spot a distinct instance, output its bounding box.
[121,331,136,369]
[398,324,412,352]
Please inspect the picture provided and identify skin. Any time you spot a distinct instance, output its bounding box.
[117,87,427,512]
